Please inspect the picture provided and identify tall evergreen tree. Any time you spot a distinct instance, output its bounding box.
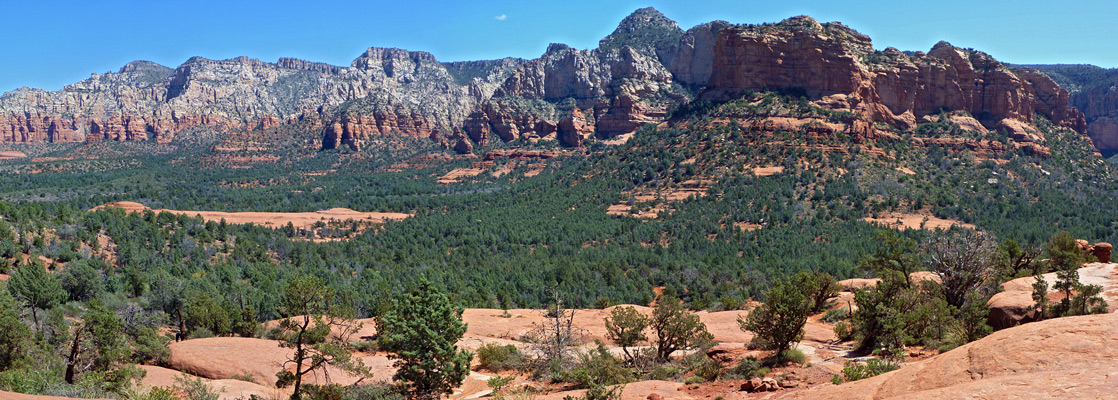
[0,283,31,370]
[379,279,472,400]
[8,260,65,329]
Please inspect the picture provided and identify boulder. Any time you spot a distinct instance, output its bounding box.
[740,378,761,392]
[986,290,1037,330]
[741,377,782,392]
[1092,242,1112,263]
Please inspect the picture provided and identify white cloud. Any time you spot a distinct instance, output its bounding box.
[494,14,507,21]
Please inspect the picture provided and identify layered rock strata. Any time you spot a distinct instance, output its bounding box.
[705,16,1085,136]
[0,9,1090,154]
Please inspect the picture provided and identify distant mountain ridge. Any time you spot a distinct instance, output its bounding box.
[0,8,1092,154]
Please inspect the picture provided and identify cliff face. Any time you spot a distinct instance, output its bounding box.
[705,17,1086,138]
[1018,65,1118,154]
[462,8,697,147]
[0,50,523,151]
[463,44,680,147]
[0,9,1092,154]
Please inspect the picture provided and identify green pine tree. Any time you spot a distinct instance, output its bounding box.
[739,278,811,360]
[8,260,65,329]
[379,279,472,400]
[0,283,32,370]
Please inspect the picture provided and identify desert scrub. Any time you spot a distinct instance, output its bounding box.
[821,308,849,323]
[723,356,767,380]
[839,358,899,382]
[779,348,807,365]
[477,344,524,372]
[833,321,854,341]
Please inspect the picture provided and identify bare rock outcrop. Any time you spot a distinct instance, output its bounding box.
[776,312,1118,399]
[167,337,390,388]
[998,262,1118,312]
[465,41,681,146]
[661,21,732,87]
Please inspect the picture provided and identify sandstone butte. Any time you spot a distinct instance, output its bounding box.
[0,10,1091,155]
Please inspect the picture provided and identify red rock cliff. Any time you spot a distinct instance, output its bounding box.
[705,16,1086,134]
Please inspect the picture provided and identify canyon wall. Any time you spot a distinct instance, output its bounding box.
[0,9,1090,154]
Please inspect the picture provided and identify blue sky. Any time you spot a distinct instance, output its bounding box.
[2,0,1116,93]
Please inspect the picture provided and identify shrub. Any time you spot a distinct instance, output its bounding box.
[683,376,705,384]
[695,358,722,381]
[604,306,649,364]
[833,321,853,341]
[302,384,346,400]
[477,344,523,372]
[576,383,623,400]
[647,364,685,381]
[130,326,171,365]
[339,383,407,400]
[840,359,899,382]
[302,383,407,400]
[687,298,710,311]
[778,348,806,365]
[174,373,222,400]
[651,296,714,361]
[821,308,849,324]
[791,271,838,313]
[725,357,764,379]
[718,297,742,311]
[229,373,257,384]
[123,387,177,400]
[487,376,515,394]
[739,279,810,358]
[562,343,632,388]
[60,260,103,302]
[187,327,214,340]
